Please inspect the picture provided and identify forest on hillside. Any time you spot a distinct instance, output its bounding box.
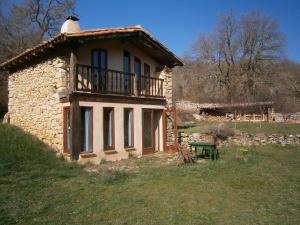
[173,10,300,113]
[0,2,299,113]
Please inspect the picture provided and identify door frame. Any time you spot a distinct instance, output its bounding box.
[142,109,155,155]
[163,107,178,153]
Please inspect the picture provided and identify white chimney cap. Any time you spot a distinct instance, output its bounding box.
[60,16,80,33]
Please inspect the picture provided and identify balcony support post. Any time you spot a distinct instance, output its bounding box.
[69,49,81,160]
[69,50,77,92]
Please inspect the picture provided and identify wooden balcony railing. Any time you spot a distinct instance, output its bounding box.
[75,64,164,98]
[137,75,164,97]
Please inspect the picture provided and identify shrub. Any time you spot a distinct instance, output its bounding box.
[177,110,196,123]
[205,123,234,140]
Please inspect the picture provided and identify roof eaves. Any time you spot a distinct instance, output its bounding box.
[0,34,66,70]
[0,25,184,70]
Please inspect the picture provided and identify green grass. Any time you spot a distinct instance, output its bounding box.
[1,124,300,224]
[179,121,300,135]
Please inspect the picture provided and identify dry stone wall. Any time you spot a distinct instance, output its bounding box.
[159,66,176,146]
[159,66,173,107]
[179,132,300,149]
[8,56,69,151]
[175,100,198,112]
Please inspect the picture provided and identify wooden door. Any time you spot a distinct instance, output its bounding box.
[142,109,155,155]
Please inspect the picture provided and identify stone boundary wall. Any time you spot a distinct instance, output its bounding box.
[175,100,198,112]
[179,132,300,149]
[8,56,69,151]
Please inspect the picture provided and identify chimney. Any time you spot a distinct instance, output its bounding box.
[60,16,80,33]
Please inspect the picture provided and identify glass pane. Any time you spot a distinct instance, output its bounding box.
[92,51,98,67]
[66,110,71,151]
[81,108,92,152]
[92,51,99,90]
[123,53,130,74]
[143,111,152,148]
[124,109,133,147]
[124,53,130,93]
[134,58,141,76]
[100,50,107,69]
[104,108,113,148]
[144,64,150,77]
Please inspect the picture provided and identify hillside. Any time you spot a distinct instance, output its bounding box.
[0,124,300,224]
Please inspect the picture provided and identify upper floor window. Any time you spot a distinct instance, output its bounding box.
[134,57,141,77]
[91,49,107,91]
[123,51,132,93]
[144,63,150,77]
[92,49,107,69]
[123,51,131,74]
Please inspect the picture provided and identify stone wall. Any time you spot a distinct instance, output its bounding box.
[179,132,300,149]
[159,66,173,107]
[175,100,198,112]
[8,56,69,151]
[0,72,8,116]
[159,66,176,147]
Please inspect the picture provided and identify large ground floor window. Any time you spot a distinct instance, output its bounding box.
[81,107,93,153]
[103,107,114,150]
[63,107,71,153]
[124,108,134,148]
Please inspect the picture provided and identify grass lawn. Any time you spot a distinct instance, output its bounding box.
[179,121,300,135]
[0,124,300,225]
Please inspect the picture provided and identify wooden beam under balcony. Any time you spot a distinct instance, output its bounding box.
[69,50,78,92]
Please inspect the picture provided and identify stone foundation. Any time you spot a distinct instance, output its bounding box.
[8,57,69,151]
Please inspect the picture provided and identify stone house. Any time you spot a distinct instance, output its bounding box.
[0,17,183,163]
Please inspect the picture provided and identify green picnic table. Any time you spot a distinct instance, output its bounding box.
[189,142,218,160]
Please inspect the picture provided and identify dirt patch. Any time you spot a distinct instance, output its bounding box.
[84,152,179,174]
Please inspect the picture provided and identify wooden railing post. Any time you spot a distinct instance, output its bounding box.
[133,74,138,96]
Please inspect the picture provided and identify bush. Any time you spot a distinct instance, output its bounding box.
[177,110,196,123]
[205,123,234,140]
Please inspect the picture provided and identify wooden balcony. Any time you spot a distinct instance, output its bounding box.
[75,64,164,98]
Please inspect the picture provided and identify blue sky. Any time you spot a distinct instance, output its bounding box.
[77,0,300,62]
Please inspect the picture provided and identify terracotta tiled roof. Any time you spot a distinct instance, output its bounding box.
[0,25,183,70]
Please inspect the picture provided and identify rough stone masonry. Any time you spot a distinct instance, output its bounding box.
[7,56,69,151]
[179,132,300,150]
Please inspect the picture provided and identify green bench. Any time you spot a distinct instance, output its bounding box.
[189,142,218,160]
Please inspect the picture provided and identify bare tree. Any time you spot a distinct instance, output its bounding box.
[239,11,284,100]
[0,0,76,62]
[188,10,284,103]
[192,10,239,102]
